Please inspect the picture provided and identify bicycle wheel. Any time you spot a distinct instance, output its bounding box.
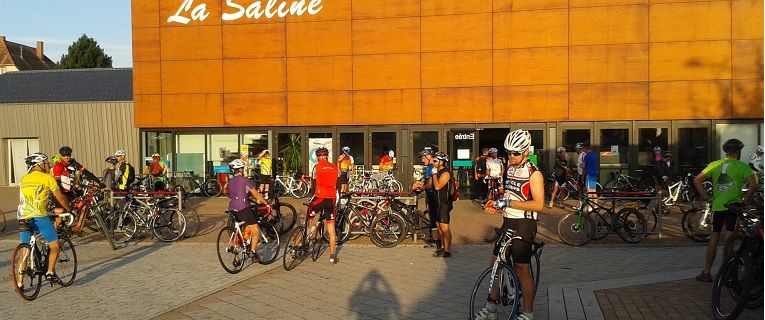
[216,227,246,274]
[645,206,659,234]
[111,211,139,243]
[682,207,711,242]
[557,212,594,246]
[389,180,403,192]
[82,205,101,232]
[290,180,311,198]
[370,211,407,248]
[712,254,754,319]
[468,264,520,320]
[590,212,609,241]
[273,203,297,235]
[182,208,200,238]
[11,243,42,301]
[94,206,117,250]
[311,224,328,262]
[152,209,187,242]
[615,207,647,244]
[55,236,78,287]
[255,222,280,265]
[203,179,223,197]
[323,213,351,245]
[283,226,307,271]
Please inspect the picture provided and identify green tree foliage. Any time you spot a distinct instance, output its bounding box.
[57,34,113,69]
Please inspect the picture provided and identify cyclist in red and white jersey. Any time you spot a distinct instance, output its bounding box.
[479,130,544,320]
[308,147,341,264]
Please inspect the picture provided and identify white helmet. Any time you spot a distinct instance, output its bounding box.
[504,130,532,152]
[114,149,126,156]
[758,145,763,153]
[556,146,566,153]
[229,159,246,170]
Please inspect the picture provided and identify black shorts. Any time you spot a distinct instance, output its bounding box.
[554,172,566,186]
[492,217,537,264]
[308,197,336,222]
[426,192,438,229]
[712,209,737,233]
[259,174,271,185]
[437,201,452,224]
[233,207,260,225]
[338,172,349,185]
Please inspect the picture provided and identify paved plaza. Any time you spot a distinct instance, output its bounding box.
[0,189,762,319]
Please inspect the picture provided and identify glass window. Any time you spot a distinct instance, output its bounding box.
[278,133,302,174]
[208,134,240,170]
[340,133,364,166]
[176,134,206,175]
[600,129,630,164]
[562,129,590,152]
[412,131,439,165]
[372,132,397,166]
[528,129,544,167]
[308,133,333,173]
[451,130,474,161]
[241,132,269,177]
[144,132,173,168]
[678,128,709,172]
[638,128,669,166]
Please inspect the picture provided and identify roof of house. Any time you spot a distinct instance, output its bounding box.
[0,38,56,71]
[0,68,133,103]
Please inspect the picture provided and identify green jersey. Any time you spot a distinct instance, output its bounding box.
[702,158,754,211]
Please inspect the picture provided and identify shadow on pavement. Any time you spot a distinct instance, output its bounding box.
[349,269,401,320]
[74,243,166,285]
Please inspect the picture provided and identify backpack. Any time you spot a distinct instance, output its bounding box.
[150,161,162,175]
[449,175,460,202]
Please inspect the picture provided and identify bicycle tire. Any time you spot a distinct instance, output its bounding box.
[290,180,311,198]
[369,211,407,248]
[645,206,659,234]
[182,208,200,238]
[311,223,327,262]
[283,226,307,271]
[712,254,754,319]
[323,213,351,245]
[93,208,117,250]
[590,212,609,241]
[468,264,521,320]
[82,205,100,232]
[256,222,281,265]
[615,207,647,244]
[274,203,297,235]
[557,212,594,246]
[152,209,187,242]
[55,236,78,287]
[11,243,42,301]
[203,179,223,197]
[111,211,139,244]
[682,207,711,242]
[216,227,246,274]
[722,232,763,308]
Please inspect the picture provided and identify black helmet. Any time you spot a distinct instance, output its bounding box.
[105,155,118,164]
[315,147,329,157]
[59,146,72,156]
[722,139,745,153]
[434,152,449,162]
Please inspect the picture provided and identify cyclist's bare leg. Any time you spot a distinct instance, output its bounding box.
[549,182,560,208]
[326,221,337,256]
[703,231,722,274]
[438,222,451,252]
[341,184,347,193]
[247,224,261,253]
[47,240,60,274]
[15,247,30,285]
[514,262,535,313]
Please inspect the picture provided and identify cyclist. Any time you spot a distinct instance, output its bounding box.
[145,153,169,191]
[479,130,544,320]
[52,146,101,232]
[257,150,272,198]
[337,146,354,193]
[654,151,673,197]
[16,153,74,285]
[473,148,489,204]
[575,142,585,186]
[103,156,118,190]
[485,148,504,201]
[411,148,440,249]
[582,142,599,205]
[227,159,270,263]
[114,149,136,192]
[749,145,763,174]
[307,147,341,264]
[379,148,394,172]
[548,146,570,208]
[431,152,453,258]
[693,138,757,282]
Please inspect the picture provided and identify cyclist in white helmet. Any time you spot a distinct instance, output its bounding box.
[548,146,571,208]
[749,145,763,174]
[227,159,270,263]
[478,129,544,320]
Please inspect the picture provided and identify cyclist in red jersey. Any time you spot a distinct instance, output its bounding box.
[308,147,341,264]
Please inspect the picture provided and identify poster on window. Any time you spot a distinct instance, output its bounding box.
[308,138,333,174]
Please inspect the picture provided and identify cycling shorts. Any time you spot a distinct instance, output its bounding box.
[233,206,260,226]
[259,174,271,185]
[585,175,598,190]
[553,172,566,186]
[19,216,59,244]
[308,197,336,223]
[338,172,349,185]
[712,209,737,233]
[492,217,536,264]
[426,192,438,230]
[437,201,452,224]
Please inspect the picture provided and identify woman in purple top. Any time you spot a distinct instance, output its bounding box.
[228,159,270,263]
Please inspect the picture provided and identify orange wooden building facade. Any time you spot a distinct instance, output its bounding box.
[131,0,765,129]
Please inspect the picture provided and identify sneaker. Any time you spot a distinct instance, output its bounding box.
[695,271,712,282]
[251,253,261,264]
[329,257,339,265]
[441,251,452,258]
[423,240,437,248]
[518,313,534,320]
[45,272,60,284]
[474,306,497,320]
[433,248,445,257]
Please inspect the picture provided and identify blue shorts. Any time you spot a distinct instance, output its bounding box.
[585,175,598,190]
[19,217,59,244]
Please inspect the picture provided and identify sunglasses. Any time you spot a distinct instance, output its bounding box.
[509,151,523,157]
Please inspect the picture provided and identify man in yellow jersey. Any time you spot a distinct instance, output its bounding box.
[257,150,272,198]
[337,146,354,193]
[16,153,73,286]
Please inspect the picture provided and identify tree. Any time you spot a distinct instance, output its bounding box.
[57,34,113,69]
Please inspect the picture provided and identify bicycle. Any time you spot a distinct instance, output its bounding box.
[468,228,545,320]
[282,211,329,271]
[216,209,280,274]
[10,213,78,301]
[367,192,430,244]
[108,193,187,243]
[712,203,763,319]
[680,203,712,242]
[170,171,222,197]
[225,193,297,236]
[271,171,311,198]
[557,194,648,246]
[603,169,655,192]
[376,170,403,193]
[340,193,408,248]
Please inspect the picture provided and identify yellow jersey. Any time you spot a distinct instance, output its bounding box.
[18,171,59,220]
[260,157,272,175]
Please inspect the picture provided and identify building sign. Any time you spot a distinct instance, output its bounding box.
[168,0,324,25]
[454,133,474,140]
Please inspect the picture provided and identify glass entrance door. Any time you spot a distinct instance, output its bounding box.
[449,129,477,198]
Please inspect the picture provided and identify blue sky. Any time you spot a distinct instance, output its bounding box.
[1,1,132,67]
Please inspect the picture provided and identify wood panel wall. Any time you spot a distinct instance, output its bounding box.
[132,0,764,128]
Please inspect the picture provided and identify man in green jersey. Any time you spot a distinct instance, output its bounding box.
[693,138,757,282]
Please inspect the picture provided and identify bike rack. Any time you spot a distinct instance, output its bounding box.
[107,190,184,211]
[587,191,665,238]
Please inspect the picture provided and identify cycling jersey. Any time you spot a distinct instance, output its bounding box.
[486,158,503,178]
[260,157,272,175]
[52,160,78,193]
[313,159,339,199]
[18,171,59,220]
[576,152,585,176]
[749,153,763,173]
[502,160,540,220]
[702,158,754,212]
[338,155,354,172]
[116,162,136,191]
[228,175,254,212]
[149,160,167,177]
[379,155,393,171]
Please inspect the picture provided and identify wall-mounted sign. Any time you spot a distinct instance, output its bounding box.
[454,133,474,140]
[168,0,324,25]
